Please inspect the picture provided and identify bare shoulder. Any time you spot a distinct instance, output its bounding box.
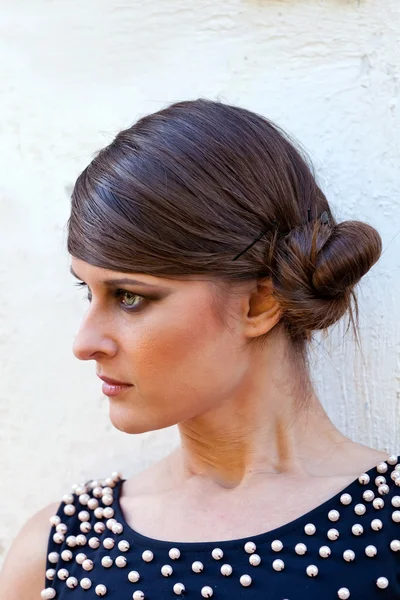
[0,500,60,599]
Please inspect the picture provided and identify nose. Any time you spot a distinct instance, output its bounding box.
[72,311,118,361]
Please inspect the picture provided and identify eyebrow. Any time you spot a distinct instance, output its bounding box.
[69,265,165,290]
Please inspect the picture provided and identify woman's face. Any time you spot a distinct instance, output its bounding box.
[70,257,250,434]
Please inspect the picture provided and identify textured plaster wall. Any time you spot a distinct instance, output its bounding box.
[1,0,399,565]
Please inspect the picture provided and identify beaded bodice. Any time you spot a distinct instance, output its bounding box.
[42,455,400,599]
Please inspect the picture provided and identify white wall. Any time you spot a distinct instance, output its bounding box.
[1,0,399,565]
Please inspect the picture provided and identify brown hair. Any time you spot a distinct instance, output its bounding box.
[67,98,382,345]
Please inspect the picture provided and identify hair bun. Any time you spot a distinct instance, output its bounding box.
[272,219,382,338]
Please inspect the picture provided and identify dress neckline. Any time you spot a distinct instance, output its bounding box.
[111,456,397,552]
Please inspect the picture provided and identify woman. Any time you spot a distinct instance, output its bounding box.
[1,99,399,600]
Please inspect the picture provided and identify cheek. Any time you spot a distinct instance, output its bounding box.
[125,297,243,414]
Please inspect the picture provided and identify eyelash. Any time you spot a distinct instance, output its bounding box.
[74,281,146,312]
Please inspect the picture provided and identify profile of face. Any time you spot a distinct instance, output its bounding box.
[71,257,256,434]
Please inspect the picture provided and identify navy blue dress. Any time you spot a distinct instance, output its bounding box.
[42,455,400,599]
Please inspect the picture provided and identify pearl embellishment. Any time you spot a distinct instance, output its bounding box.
[327,528,339,541]
[295,543,307,555]
[244,541,256,553]
[142,550,154,562]
[239,575,252,587]
[192,561,204,573]
[304,523,316,535]
[319,546,331,558]
[95,584,107,596]
[169,548,180,560]
[338,588,350,599]
[365,545,377,557]
[211,548,223,560]
[161,564,173,577]
[221,564,233,576]
[351,524,363,536]
[306,564,318,577]
[201,585,214,596]
[271,539,283,552]
[376,576,389,589]
[343,549,355,562]
[249,553,261,566]
[128,570,140,582]
[272,558,285,571]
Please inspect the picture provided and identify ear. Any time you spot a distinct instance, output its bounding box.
[243,277,282,339]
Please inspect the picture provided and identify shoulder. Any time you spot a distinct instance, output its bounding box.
[0,500,61,600]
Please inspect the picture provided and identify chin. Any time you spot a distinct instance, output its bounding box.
[107,405,174,435]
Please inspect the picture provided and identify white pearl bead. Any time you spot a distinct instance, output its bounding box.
[169,547,180,560]
[392,496,400,508]
[94,507,104,519]
[128,570,140,582]
[306,564,318,577]
[319,546,331,558]
[371,519,383,531]
[57,568,69,580]
[76,534,87,546]
[112,471,122,481]
[328,510,340,522]
[363,490,375,502]
[46,569,56,580]
[48,552,59,564]
[80,522,91,534]
[295,543,307,555]
[220,564,233,576]
[392,511,400,523]
[50,515,61,526]
[201,585,214,597]
[118,540,130,552]
[142,550,154,562]
[390,539,400,552]
[359,473,370,485]
[304,523,316,535]
[239,575,252,587]
[95,584,107,596]
[41,588,56,599]
[378,484,390,495]
[388,455,398,465]
[375,476,386,487]
[327,528,339,541]
[244,541,256,553]
[102,486,113,496]
[354,503,366,516]
[373,498,384,510]
[192,561,204,573]
[56,523,67,535]
[351,524,364,536]
[115,556,127,568]
[88,537,100,549]
[103,537,115,549]
[338,587,350,599]
[93,486,103,498]
[340,493,352,505]
[101,556,113,568]
[94,522,106,534]
[75,484,88,495]
[249,553,261,566]
[211,548,223,560]
[392,471,400,482]
[79,493,90,505]
[102,494,114,506]
[271,539,283,552]
[377,462,388,473]
[53,533,64,544]
[106,519,117,530]
[87,498,99,510]
[272,559,285,571]
[63,493,74,504]
[365,544,377,557]
[64,504,76,516]
[376,577,389,589]
[343,549,355,562]
[66,576,78,588]
[103,507,114,519]
[112,523,124,535]
[75,553,87,565]
[133,591,145,600]
[161,564,173,576]
[173,583,185,595]
[80,578,92,590]
[105,477,115,487]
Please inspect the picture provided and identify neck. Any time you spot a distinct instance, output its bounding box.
[173,333,349,491]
